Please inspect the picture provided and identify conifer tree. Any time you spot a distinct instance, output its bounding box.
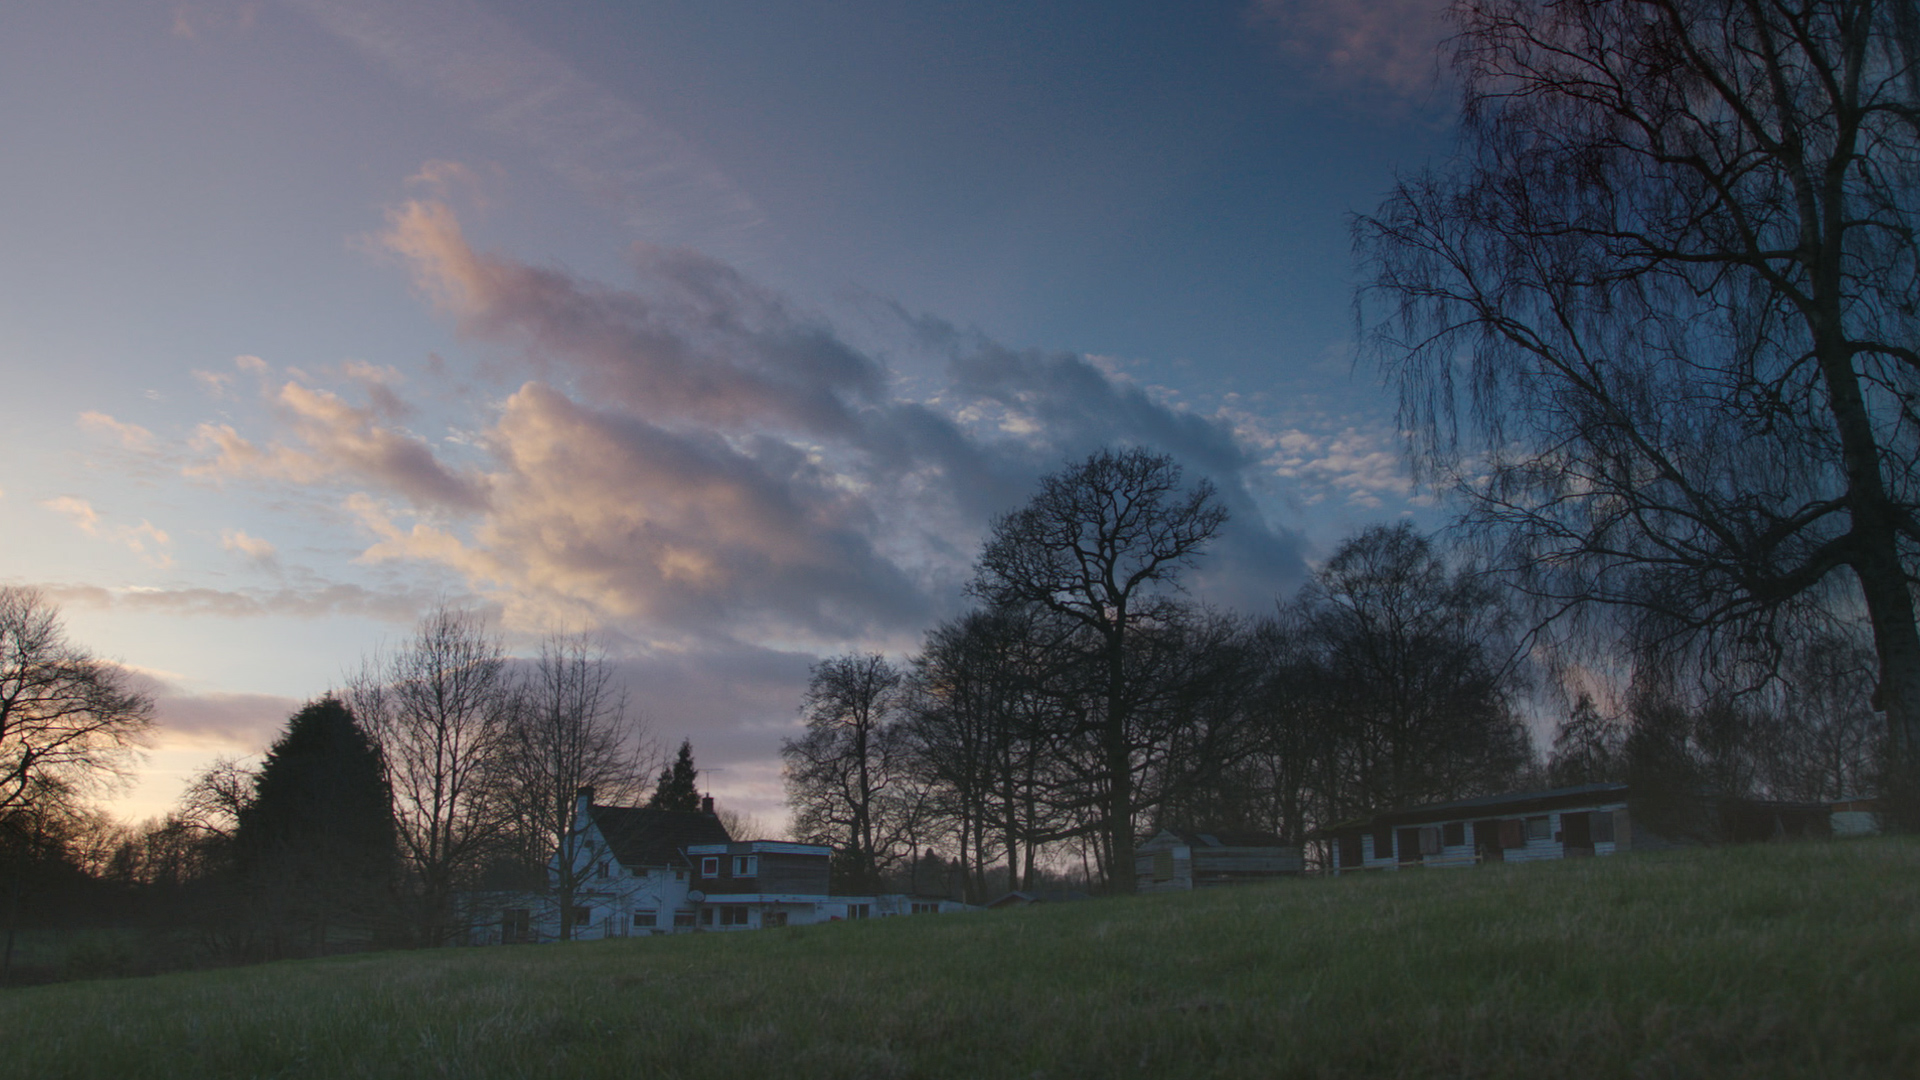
[647,740,701,812]
[234,695,394,956]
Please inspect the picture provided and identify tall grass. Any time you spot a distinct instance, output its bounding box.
[4,838,1916,1078]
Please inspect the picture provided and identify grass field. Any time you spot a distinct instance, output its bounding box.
[4,837,1917,1078]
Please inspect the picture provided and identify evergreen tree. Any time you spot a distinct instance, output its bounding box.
[233,695,395,957]
[647,740,700,812]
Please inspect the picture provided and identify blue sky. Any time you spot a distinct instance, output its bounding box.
[2,0,1456,825]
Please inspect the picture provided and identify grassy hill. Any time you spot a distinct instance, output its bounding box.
[4,837,1917,1078]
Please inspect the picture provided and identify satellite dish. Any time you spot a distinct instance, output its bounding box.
[686,890,706,903]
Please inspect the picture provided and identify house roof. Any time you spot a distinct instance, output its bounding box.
[1145,828,1289,849]
[1308,783,1631,839]
[588,805,732,868]
[985,889,1094,908]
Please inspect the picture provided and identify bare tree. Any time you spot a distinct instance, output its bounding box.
[0,586,152,818]
[346,605,517,946]
[177,756,256,842]
[969,448,1228,892]
[1283,524,1530,817]
[500,631,652,940]
[1356,0,1920,811]
[783,653,908,894]
[1766,631,1884,800]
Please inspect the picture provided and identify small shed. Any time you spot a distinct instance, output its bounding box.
[1133,829,1304,893]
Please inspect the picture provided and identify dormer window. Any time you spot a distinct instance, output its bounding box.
[732,855,758,878]
[700,856,719,877]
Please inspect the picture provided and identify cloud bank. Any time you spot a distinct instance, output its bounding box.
[188,196,1314,648]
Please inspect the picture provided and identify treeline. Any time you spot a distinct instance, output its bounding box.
[2,598,672,981]
[783,451,1886,901]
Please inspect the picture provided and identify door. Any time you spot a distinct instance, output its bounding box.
[1561,811,1594,857]
[1395,827,1424,866]
[1473,820,1503,863]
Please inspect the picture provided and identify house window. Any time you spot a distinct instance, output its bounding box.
[1442,822,1465,847]
[673,911,695,928]
[1337,835,1362,868]
[633,910,657,928]
[845,904,870,920]
[1499,819,1525,848]
[700,856,719,877]
[675,869,687,881]
[1370,825,1393,861]
[1152,851,1174,881]
[598,861,610,879]
[701,907,715,926]
[764,911,788,928]
[720,906,749,927]
[1418,827,1442,855]
[1591,811,1615,844]
[733,855,758,877]
[502,908,531,944]
[911,902,938,915]
[570,906,592,929]
[1525,815,1551,842]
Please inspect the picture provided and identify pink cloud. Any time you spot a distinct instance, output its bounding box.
[378,198,885,439]
[1247,0,1451,100]
[189,371,485,511]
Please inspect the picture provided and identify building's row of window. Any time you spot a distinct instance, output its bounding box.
[1343,811,1617,865]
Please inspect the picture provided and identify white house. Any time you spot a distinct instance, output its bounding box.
[521,787,734,941]
[479,788,972,943]
[1314,783,1634,872]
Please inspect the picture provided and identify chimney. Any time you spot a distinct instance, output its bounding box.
[574,786,595,828]
[701,793,715,816]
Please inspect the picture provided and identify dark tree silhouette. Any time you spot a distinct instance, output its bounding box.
[0,586,152,818]
[969,448,1227,891]
[1357,0,1920,812]
[233,696,394,957]
[346,605,516,946]
[1284,524,1530,816]
[783,654,907,894]
[501,632,652,941]
[648,740,701,813]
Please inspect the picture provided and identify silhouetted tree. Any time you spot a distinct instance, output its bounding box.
[783,654,908,893]
[1284,524,1530,817]
[347,605,517,946]
[648,740,701,813]
[232,696,394,957]
[500,632,651,940]
[1547,693,1626,788]
[969,447,1227,892]
[0,587,152,818]
[1357,0,1920,812]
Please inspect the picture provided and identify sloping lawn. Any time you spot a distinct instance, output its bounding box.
[5,837,1916,1078]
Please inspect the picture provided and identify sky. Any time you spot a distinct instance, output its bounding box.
[2,0,1461,829]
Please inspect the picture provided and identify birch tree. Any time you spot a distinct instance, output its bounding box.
[1357,0,1920,815]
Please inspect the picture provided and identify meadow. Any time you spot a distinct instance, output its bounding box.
[4,837,1917,1079]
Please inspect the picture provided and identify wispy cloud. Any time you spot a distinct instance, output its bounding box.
[1247,0,1451,102]
[220,528,278,565]
[43,580,436,624]
[283,0,762,255]
[189,375,485,511]
[41,496,175,566]
[78,411,156,450]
